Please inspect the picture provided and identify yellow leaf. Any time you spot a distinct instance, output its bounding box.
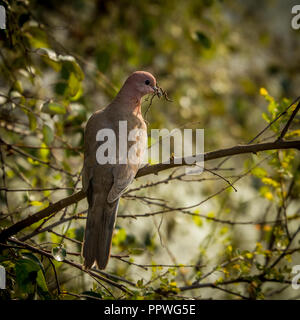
[192,213,203,227]
[264,250,271,256]
[30,201,43,206]
[286,129,300,138]
[284,254,292,262]
[207,212,215,219]
[252,167,268,178]
[262,177,280,188]
[260,186,274,200]
[260,87,268,96]
[262,191,273,200]
[263,225,272,232]
[215,277,224,284]
[227,245,233,253]
[6,170,14,178]
[219,226,228,235]
[27,157,39,165]
[245,253,253,259]
[39,142,50,161]
[43,190,51,197]
[148,158,159,165]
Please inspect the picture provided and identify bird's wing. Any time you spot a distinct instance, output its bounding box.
[82,113,99,192]
[107,127,147,203]
[107,164,137,203]
[82,109,112,192]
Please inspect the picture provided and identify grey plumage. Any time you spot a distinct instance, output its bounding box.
[82,71,157,269]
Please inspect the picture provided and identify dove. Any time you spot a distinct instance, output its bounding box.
[82,71,158,269]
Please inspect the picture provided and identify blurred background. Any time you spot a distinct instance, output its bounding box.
[0,0,300,299]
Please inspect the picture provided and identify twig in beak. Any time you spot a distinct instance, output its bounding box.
[143,93,156,121]
[143,84,172,120]
[153,86,162,98]
[157,85,173,102]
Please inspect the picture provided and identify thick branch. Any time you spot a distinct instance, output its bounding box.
[0,190,86,242]
[0,139,299,242]
[136,139,300,177]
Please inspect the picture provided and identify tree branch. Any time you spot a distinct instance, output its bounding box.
[7,237,132,294]
[136,139,300,177]
[277,100,300,141]
[0,139,299,242]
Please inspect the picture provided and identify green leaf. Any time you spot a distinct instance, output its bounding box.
[262,112,270,123]
[252,167,268,178]
[42,102,66,115]
[14,80,23,93]
[70,85,83,101]
[60,55,84,81]
[38,48,62,71]
[267,100,278,116]
[22,252,45,273]
[25,27,49,49]
[38,49,84,80]
[36,269,51,299]
[68,72,81,97]
[195,31,211,49]
[44,57,62,72]
[137,279,144,288]
[42,124,54,145]
[27,111,37,131]
[39,142,50,161]
[112,228,127,246]
[15,258,40,293]
[16,254,50,299]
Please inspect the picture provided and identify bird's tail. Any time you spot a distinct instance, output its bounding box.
[82,187,119,270]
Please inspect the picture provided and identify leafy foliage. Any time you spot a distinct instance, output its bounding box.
[0,0,300,300]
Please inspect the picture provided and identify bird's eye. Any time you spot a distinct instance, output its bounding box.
[145,79,150,85]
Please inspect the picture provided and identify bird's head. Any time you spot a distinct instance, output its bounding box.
[124,71,159,98]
